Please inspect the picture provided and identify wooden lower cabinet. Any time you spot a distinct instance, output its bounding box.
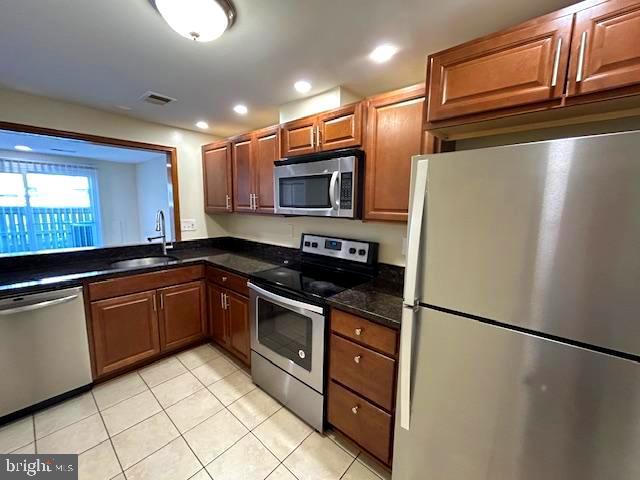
[207,281,251,366]
[90,290,160,377]
[208,283,228,347]
[158,281,206,352]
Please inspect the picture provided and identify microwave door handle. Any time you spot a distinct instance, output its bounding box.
[329,171,340,210]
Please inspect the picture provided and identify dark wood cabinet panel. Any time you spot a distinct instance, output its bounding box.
[254,126,279,213]
[158,281,206,352]
[318,102,363,151]
[331,309,398,357]
[207,282,228,348]
[329,334,396,411]
[568,0,640,98]
[427,15,573,122]
[205,265,249,296]
[91,291,160,376]
[328,381,392,465]
[364,85,424,222]
[280,116,317,157]
[232,135,254,212]
[227,291,250,366]
[202,141,232,213]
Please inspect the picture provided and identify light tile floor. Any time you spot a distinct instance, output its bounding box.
[0,343,391,480]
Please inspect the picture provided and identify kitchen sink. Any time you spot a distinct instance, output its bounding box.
[109,256,179,269]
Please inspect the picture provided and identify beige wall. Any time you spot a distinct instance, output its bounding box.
[279,86,362,123]
[0,88,225,240]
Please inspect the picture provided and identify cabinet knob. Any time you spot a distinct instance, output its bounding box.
[222,276,227,282]
[354,355,361,364]
[351,405,359,415]
[354,328,362,336]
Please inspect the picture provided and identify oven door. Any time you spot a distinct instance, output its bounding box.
[274,156,355,217]
[248,282,325,393]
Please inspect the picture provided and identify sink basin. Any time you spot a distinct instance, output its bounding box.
[109,256,178,269]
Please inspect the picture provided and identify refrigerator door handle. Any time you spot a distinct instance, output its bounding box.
[399,158,429,431]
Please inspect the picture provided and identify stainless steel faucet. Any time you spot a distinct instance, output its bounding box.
[147,210,168,255]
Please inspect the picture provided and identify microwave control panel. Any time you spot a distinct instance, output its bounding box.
[301,234,377,264]
[340,172,353,210]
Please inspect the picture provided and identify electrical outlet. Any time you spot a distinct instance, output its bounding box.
[181,219,197,232]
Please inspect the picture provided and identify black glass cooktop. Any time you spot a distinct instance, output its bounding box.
[251,264,370,300]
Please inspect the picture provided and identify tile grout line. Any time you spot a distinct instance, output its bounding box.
[91,390,126,479]
[31,415,37,454]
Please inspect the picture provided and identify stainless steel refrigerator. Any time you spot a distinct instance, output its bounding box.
[393,131,640,480]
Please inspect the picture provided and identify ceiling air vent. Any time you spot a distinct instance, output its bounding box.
[140,91,176,106]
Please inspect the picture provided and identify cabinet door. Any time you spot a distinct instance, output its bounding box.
[202,141,232,213]
[567,0,640,97]
[426,15,573,122]
[254,126,279,214]
[232,135,254,212]
[364,86,424,222]
[208,283,228,348]
[91,291,160,377]
[226,291,251,366]
[158,281,206,352]
[280,116,317,157]
[318,102,363,151]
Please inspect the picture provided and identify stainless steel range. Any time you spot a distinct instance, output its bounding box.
[248,234,378,431]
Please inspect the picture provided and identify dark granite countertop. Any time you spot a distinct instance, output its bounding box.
[327,265,404,329]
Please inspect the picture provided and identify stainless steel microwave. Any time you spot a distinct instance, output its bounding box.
[273,149,363,218]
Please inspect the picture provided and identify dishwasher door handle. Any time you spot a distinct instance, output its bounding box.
[0,293,80,315]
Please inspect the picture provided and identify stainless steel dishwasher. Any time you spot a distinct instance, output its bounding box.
[0,287,93,420]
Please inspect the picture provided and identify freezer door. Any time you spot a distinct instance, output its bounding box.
[393,308,640,480]
[418,131,640,356]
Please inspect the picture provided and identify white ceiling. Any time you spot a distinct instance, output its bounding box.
[0,0,575,137]
[0,130,164,163]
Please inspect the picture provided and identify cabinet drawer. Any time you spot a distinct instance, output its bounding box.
[331,309,397,357]
[328,380,392,465]
[329,334,396,411]
[206,266,249,296]
[88,265,204,301]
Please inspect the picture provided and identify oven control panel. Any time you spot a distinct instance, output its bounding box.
[301,234,377,264]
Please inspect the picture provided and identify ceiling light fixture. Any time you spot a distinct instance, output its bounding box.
[153,0,236,42]
[369,44,398,63]
[195,121,209,129]
[294,80,312,94]
[14,145,32,152]
[233,104,248,115]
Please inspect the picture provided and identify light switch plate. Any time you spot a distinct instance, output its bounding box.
[181,219,197,232]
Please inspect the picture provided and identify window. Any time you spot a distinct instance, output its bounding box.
[0,159,101,254]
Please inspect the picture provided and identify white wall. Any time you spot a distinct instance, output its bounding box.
[136,155,171,241]
[0,88,225,240]
[0,149,141,246]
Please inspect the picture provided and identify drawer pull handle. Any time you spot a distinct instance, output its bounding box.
[352,405,359,415]
[222,276,228,282]
[354,328,363,336]
[354,355,361,364]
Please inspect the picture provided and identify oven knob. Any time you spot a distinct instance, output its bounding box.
[298,350,306,359]
[312,242,318,248]
[304,241,311,247]
[358,249,366,256]
[349,248,356,254]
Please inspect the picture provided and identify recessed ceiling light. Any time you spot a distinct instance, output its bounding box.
[233,104,248,115]
[153,0,236,42]
[294,80,312,93]
[369,44,398,63]
[14,145,32,152]
[195,121,209,129]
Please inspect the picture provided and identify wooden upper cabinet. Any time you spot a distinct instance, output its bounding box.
[90,291,160,377]
[158,281,206,352]
[202,141,232,213]
[253,126,279,213]
[364,85,424,222]
[318,102,363,151]
[232,135,254,212]
[568,0,640,98]
[426,15,573,123]
[281,116,317,157]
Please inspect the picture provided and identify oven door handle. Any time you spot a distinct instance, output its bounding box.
[247,282,324,315]
[329,171,340,211]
